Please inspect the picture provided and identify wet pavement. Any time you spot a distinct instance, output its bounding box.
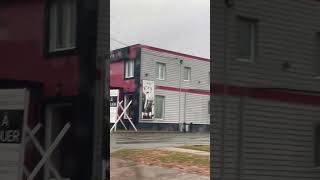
[111,158,209,180]
[110,131,210,180]
[110,131,210,152]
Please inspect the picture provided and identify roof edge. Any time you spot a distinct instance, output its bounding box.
[128,44,210,62]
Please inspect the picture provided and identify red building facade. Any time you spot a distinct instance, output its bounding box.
[0,0,108,179]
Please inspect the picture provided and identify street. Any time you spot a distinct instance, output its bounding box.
[110,131,210,152]
[110,131,210,180]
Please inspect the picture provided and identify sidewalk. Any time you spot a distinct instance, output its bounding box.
[111,158,209,180]
[159,147,210,156]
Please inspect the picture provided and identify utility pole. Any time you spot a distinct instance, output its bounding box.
[179,59,183,132]
[92,55,105,180]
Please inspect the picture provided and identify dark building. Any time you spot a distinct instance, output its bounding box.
[0,0,108,180]
[213,0,320,179]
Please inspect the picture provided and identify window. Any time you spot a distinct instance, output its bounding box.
[238,17,257,61]
[155,96,165,119]
[208,100,210,114]
[183,67,191,81]
[49,0,77,52]
[156,63,166,80]
[125,60,134,78]
[124,94,133,119]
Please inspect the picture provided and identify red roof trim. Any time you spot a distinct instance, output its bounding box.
[131,44,210,62]
[156,85,210,95]
[212,83,320,106]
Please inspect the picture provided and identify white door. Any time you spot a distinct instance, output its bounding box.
[45,104,72,180]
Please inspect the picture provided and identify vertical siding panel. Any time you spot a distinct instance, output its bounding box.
[140,48,210,125]
[213,0,320,179]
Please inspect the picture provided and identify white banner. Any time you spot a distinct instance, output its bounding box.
[110,89,119,123]
[141,80,154,120]
[0,89,29,180]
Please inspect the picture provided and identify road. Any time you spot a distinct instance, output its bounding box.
[110,131,210,180]
[110,131,210,152]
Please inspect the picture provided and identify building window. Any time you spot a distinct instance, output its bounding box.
[125,60,134,78]
[124,94,133,119]
[155,95,165,119]
[183,67,191,81]
[49,0,77,52]
[156,62,166,80]
[237,17,257,61]
[208,100,210,114]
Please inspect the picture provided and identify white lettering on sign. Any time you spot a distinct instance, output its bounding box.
[1,112,9,127]
[0,88,29,180]
[0,130,20,143]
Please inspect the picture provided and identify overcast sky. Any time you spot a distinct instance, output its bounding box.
[110,0,210,59]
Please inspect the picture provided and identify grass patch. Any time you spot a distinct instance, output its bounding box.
[111,149,210,176]
[177,145,210,152]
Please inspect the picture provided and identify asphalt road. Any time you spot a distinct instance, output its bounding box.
[110,131,210,153]
[111,158,209,180]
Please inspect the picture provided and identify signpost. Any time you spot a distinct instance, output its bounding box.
[0,89,29,180]
[110,89,119,123]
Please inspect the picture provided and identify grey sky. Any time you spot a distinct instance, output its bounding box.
[110,0,210,59]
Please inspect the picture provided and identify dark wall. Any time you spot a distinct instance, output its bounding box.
[0,1,80,97]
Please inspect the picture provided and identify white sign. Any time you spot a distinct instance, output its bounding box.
[0,89,29,180]
[141,80,155,119]
[110,89,119,123]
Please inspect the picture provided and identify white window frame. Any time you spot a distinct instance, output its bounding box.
[236,17,257,62]
[156,62,166,80]
[124,94,132,119]
[155,95,165,120]
[125,60,134,78]
[183,67,191,81]
[49,0,77,52]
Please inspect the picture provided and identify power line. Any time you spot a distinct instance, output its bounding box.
[110,37,207,61]
[110,37,128,47]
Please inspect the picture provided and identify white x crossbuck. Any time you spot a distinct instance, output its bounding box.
[23,122,71,180]
[110,100,137,132]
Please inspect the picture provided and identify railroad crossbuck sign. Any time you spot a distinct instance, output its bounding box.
[0,89,29,180]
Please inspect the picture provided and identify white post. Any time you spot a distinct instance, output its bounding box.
[27,123,71,180]
[110,101,133,132]
[25,125,62,180]
[119,100,137,132]
[179,59,183,132]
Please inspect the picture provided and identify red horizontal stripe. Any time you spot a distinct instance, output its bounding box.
[131,44,210,62]
[212,83,320,106]
[156,85,210,95]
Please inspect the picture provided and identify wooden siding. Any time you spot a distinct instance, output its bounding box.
[139,48,210,124]
[212,0,320,179]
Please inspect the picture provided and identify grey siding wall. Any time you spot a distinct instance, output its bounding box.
[141,48,210,91]
[212,95,320,179]
[213,0,320,90]
[212,0,320,179]
[140,48,210,124]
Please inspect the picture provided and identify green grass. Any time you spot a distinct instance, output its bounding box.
[177,145,210,152]
[158,151,209,166]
